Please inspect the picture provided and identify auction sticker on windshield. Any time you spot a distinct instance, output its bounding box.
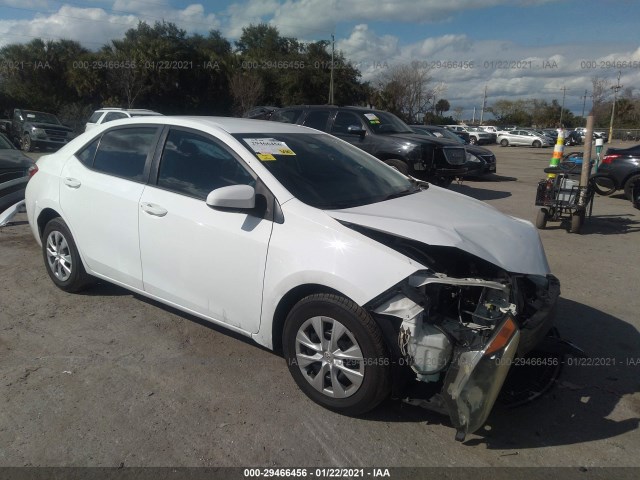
[364,113,380,124]
[244,138,296,158]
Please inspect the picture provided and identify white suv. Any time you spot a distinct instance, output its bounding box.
[85,108,161,131]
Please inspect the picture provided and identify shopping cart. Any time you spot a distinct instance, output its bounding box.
[534,162,595,234]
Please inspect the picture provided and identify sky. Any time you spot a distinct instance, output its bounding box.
[1,0,639,118]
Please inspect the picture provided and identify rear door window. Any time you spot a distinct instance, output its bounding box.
[92,127,158,181]
[302,110,331,131]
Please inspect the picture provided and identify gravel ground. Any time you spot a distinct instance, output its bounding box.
[0,142,638,469]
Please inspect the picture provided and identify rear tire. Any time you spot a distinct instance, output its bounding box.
[535,209,548,229]
[500,139,509,147]
[623,174,640,200]
[384,158,408,175]
[469,137,477,145]
[283,294,390,416]
[569,211,584,234]
[42,217,92,292]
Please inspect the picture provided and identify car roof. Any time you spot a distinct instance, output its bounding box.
[101,116,321,134]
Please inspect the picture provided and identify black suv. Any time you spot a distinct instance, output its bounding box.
[269,106,471,186]
[11,109,73,152]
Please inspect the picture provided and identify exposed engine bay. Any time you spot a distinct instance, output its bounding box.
[350,223,561,441]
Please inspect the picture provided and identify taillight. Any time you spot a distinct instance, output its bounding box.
[28,164,38,177]
[602,154,620,165]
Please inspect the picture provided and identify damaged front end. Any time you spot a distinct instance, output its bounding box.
[368,268,559,441]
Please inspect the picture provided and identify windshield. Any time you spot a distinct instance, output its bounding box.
[0,133,15,149]
[430,127,466,144]
[233,133,418,209]
[361,111,414,134]
[24,111,61,125]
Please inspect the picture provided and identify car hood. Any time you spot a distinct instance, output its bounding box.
[30,122,72,131]
[327,188,550,276]
[465,144,493,156]
[0,149,35,169]
[385,133,462,147]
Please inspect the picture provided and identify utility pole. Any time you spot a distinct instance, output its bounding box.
[608,70,622,143]
[559,86,566,127]
[479,85,487,125]
[328,33,335,105]
[472,106,476,124]
[581,89,588,118]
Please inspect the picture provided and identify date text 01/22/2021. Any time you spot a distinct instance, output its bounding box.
[243,468,391,478]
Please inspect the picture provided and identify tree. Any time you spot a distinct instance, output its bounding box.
[375,61,436,122]
[435,99,450,116]
[487,99,532,126]
[229,71,264,116]
[453,106,464,122]
[0,39,88,111]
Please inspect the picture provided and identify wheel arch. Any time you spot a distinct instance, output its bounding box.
[621,170,640,190]
[37,207,62,239]
[270,283,343,353]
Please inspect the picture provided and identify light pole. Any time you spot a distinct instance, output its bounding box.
[328,33,335,105]
[559,86,566,127]
[608,71,622,143]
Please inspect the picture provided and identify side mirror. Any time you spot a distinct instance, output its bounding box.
[347,125,366,136]
[206,184,255,210]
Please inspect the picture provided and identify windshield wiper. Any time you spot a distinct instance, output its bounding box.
[383,187,421,201]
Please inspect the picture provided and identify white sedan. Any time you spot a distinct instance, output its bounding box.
[25,116,559,440]
[498,130,554,147]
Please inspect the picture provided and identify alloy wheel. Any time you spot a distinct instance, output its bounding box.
[295,316,364,399]
[46,230,73,281]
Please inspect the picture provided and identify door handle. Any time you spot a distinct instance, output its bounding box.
[140,202,168,217]
[63,177,81,189]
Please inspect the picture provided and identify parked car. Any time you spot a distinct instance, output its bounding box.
[85,108,162,132]
[11,109,73,152]
[478,125,498,143]
[541,129,582,146]
[269,106,472,186]
[440,125,471,143]
[25,116,560,440]
[0,133,36,213]
[466,126,494,145]
[596,144,640,199]
[497,130,554,148]
[410,125,496,175]
[574,127,608,143]
[243,106,279,120]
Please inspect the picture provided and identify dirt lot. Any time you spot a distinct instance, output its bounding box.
[1,142,639,469]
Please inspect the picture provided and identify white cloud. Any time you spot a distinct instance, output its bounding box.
[333,24,640,114]
[0,3,221,49]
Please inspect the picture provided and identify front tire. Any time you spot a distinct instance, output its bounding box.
[469,137,477,145]
[533,140,542,148]
[500,139,509,147]
[42,218,92,292]
[283,294,390,416]
[22,134,32,152]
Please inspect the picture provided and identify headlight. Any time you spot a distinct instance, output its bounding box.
[465,152,482,163]
[31,127,46,136]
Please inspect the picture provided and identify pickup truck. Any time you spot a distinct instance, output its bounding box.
[11,109,73,152]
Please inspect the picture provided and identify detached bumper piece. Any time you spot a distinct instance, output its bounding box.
[441,316,520,442]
